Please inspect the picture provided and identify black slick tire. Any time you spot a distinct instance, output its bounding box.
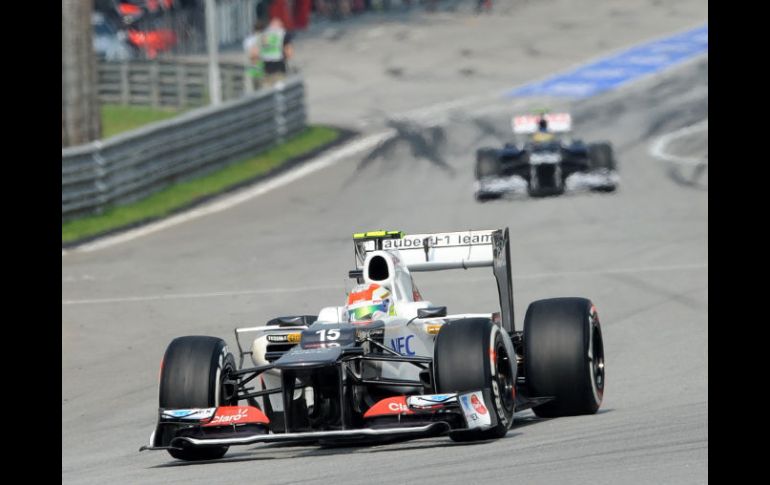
[476,149,501,179]
[524,298,605,417]
[159,336,237,461]
[588,142,616,171]
[434,318,516,441]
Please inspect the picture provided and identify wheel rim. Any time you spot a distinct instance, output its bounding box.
[589,316,605,401]
[217,359,238,406]
[495,339,516,414]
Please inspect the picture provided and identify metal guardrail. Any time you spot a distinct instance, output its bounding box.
[62,76,305,221]
[98,60,247,108]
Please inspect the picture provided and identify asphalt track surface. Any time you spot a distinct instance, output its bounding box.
[62,1,708,483]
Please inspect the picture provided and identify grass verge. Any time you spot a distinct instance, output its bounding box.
[101,104,185,138]
[63,125,344,245]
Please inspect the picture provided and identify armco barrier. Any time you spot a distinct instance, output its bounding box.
[62,76,305,221]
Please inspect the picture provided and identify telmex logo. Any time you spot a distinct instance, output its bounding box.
[388,402,410,412]
[168,409,196,417]
[164,408,214,419]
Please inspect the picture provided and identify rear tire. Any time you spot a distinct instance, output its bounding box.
[524,298,605,417]
[434,318,516,441]
[159,336,237,461]
[475,149,501,179]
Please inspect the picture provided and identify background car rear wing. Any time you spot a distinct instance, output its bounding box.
[512,113,572,134]
[353,229,516,333]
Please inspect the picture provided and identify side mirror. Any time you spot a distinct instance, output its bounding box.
[417,306,447,319]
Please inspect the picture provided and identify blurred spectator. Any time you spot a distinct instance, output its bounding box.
[261,17,294,87]
[92,11,133,61]
[270,0,295,29]
[476,0,492,14]
[243,20,266,91]
[294,0,312,29]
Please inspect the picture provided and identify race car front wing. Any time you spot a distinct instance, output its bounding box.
[140,390,496,452]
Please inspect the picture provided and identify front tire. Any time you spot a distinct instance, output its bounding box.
[159,336,237,461]
[475,149,501,179]
[588,142,616,171]
[434,318,516,441]
[524,298,605,417]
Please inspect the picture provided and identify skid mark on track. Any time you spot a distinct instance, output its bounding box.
[355,120,453,175]
[649,119,708,189]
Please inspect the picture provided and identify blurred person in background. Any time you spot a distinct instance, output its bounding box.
[476,0,492,14]
[243,20,267,91]
[261,17,294,87]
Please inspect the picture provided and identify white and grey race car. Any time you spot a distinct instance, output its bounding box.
[140,228,606,461]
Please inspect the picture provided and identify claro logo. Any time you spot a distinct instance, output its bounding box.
[388,402,410,412]
[210,407,248,424]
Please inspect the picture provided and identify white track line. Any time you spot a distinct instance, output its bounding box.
[649,119,708,166]
[62,262,706,305]
[62,130,395,256]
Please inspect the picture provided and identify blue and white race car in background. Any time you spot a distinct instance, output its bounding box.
[475,113,619,200]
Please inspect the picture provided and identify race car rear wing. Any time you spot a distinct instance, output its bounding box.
[353,229,516,333]
[512,113,572,134]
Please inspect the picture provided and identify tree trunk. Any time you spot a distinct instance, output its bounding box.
[62,0,101,147]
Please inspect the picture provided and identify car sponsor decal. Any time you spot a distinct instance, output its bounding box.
[459,392,492,429]
[407,394,457,409]
[202,406,269,427]
[161,408,216,420]
[514,113,572,133]
[363,396,415,418]
[382,232,492,250]
[266,333,301,343]
[470,394,488,415]
[504,24,707,98]
[389,335,416,355]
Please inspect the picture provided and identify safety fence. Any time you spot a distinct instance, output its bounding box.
[62,76,305,220]
[97,60,247,108]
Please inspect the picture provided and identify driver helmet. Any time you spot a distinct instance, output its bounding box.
[538,117,549,132]
[346,283,394,323]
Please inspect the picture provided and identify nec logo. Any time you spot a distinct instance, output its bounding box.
[390,335,415,355]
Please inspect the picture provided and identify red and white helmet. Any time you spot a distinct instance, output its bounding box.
[346,283,394,323]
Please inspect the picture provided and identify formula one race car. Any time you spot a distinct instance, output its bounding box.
[140,229,605,461]
[475,113,619,200]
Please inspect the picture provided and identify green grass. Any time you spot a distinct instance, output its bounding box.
[62,125,342,244]
[101,104,185,138]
